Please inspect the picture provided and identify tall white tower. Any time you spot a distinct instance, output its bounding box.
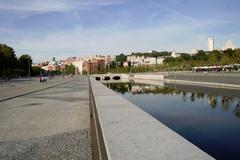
[222,40,235,50]
[207,37,214,51]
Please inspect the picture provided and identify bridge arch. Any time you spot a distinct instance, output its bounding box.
[112,76,121,80]
[95,77,101,81]
[103,76,111,81]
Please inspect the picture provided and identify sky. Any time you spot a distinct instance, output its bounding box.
[0,0,240,62]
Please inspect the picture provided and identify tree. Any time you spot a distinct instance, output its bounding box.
[132,51,171,57]
[180,53,191,61]
[109,61,116,69]
[32,66,44,76]
[163,57,175,64]
[152,52,159,67]
[208,51,219,65]
[65,64,75,75]
[0,44,17,79]
[116,53,127,67]
[128,61,131,68]
[18,54,32,76]
[235,49,240,63]
[194,50,208,61]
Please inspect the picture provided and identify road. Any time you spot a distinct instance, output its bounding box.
[0,76,91,160]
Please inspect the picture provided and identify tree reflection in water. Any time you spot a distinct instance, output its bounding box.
[182,91,187,102]
[208,95,217,109]
[233,102,240,118]
[221,96,233,112]
[105,82,240,119]
[196,92,205,99]
[190,92,196,102]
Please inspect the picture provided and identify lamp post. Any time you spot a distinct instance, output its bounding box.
[28,58,31,83]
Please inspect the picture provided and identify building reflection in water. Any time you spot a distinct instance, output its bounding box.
[105,82,240,119]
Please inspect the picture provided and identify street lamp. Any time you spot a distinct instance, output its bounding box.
[28,58,31,83]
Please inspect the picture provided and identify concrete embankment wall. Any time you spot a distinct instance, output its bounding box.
[164,72,240,89]
[89,77,214,160]
[92,74,129,82]
[165,72,240,85]
[132,74,164,81]
[92,72,240,89]
[128,72,240,89]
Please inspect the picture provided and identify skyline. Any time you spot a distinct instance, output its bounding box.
[0,0,240,62]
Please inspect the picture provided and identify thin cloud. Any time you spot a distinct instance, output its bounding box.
[13,16,224,62]
[1,0,239,63]
[0,0,126,12]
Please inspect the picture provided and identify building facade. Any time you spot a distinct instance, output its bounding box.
[207,37,214,51]
[222,40,235,50]
[72,60,83,75]
[127,55,164,66]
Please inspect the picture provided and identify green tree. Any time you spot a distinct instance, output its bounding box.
[128,61,131,68]
[18,54,32,76]
[0,44,17,79]
[109,61,116,69]
[116,53,127,67]
[235,49,240,63]
[65,64,75,75]
[180,53,191,61]
[208,50,221,65]
[32,66,44,76]
[194,50,208,61]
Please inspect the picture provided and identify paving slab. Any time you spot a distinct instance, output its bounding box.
[0,76,74,101]
[0,76,91,160]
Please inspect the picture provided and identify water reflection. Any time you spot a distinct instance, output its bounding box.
[105,82,240,159]
[233,103,240,118]
[208,95,217,109]
[105,82,240,119]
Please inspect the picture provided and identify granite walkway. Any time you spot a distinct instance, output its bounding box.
[0,76,91,160]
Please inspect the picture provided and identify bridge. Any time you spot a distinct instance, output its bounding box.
[91,73,129,83]
[92,72,240,89]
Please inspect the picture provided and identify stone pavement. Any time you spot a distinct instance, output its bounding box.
[0,76,91,160]
[0,76,75,101]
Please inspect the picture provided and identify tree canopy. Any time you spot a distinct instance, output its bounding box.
[18,54,32,76]
[65,64,75,75]
[0,44,17,79]
[131,51,171,57]
[0,43,35,79]
[163,49,240,70]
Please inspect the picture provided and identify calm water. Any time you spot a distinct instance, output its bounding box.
[105,82,240,160]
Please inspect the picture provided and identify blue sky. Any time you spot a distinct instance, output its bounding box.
[0,0,240,62]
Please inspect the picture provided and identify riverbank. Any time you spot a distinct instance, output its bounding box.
[164,72,240,89]
[165,72,240,85]
[128,72,240,89]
